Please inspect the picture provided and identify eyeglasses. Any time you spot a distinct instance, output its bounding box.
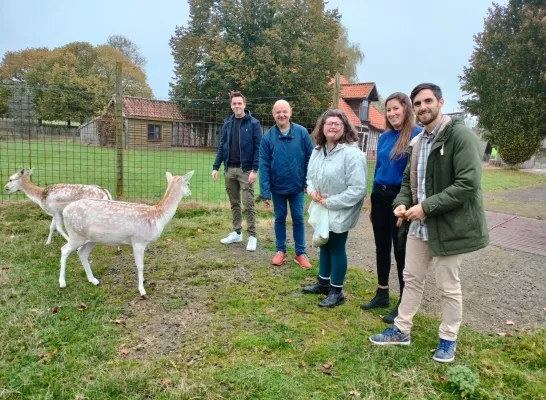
[325,122,343,127]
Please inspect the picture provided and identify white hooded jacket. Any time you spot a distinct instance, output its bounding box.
[306,142,367,233]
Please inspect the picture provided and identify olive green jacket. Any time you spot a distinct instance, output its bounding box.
[394,118,489,256]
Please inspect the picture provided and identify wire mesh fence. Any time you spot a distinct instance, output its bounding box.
[0,83,380,204]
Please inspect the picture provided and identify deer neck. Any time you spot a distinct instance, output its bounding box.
[20,177,45,207]
[152,182,183,230]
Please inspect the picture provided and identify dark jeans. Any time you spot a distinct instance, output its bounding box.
[271,191,306,255]
[371,186,405,292]
[318,231,349,287]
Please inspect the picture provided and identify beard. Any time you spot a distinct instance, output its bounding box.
[418,108,440,125]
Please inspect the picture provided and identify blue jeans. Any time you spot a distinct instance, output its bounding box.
[272,192,306,255]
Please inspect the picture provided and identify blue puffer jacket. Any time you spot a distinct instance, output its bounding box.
[259,122,314,199]
[212,110,262,173]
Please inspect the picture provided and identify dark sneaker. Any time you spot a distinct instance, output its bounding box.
[433,339,457,363]
[369,326,411,345]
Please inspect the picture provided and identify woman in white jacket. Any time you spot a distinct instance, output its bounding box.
[302,109,368,307]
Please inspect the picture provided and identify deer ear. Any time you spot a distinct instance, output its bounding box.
[26,169,34,176]
[183,170,195,181]
[165,172,173,182]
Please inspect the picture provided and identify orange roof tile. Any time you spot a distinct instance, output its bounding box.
[369,104,386,130]
[341,83,375,99]
[338,98,361,128]
[123,97,185,120]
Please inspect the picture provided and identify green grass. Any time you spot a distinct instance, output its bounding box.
[2,139,545,206]
[0,203,544,399]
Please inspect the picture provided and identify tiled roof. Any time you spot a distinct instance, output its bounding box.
[369,104,386,130]
[341,83,375,99]
[122,97,185,120]
[338,98,361,128]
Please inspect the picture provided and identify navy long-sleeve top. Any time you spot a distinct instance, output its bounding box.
[373,126,422,187]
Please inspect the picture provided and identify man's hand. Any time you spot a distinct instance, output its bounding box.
[393,205,407,218]
[396,217,405,228]
[405,204,426,221]
[263,199,271,207]
[211,170,219,181]
[248,171,256,185]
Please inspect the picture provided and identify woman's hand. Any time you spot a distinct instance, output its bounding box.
[310,190,322,203]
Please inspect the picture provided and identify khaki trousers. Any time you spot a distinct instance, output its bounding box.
[394,236,462,341]
[225,167,256,237]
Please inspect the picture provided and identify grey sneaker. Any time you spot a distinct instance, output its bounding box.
[246,236,257,251]
[369,326,411,345]
[433,339,457,363]
[220,231,242,244]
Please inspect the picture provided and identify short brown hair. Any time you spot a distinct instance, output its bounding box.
[229,91,246,103]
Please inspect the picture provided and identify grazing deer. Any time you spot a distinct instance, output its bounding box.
[59,170,194,299]
[4,169,112,244]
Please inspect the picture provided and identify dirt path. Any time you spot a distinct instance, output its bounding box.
[304,184,546,335]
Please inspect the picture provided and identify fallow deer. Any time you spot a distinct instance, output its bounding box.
[59,170,194,298]
[4,169,112,244]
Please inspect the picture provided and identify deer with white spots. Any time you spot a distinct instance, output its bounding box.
[59,170,194,299]
[4,169,112,244]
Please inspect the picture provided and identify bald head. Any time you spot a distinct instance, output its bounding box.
[272,100,292,131]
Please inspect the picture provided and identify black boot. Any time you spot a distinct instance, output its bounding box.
[360,288,390,310]
[302,277,330,295]
[382,298,401,323]
[318,286,345,307]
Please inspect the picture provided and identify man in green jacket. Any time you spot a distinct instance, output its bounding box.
[369,83,489,363]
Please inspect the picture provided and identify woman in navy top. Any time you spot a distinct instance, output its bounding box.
[361,92,422,323]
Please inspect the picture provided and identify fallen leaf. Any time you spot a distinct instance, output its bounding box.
[298,360,307,368]
[161,379,171,387]
[321,329,325,335]
[438,376,448,383]
[1,266,9,270]
[51,306,61,313]
[543,308,546,312]
[197,228,203,233]
[40,348,58,358]
[506,320,515,326]
[349,390,361,397]
[323,362,333,369]
[77,303,88,311]
[536,216,544,220]
[109,319,126,325]
[166,238,173,242]
[284,338,293,343]
[119,349,129,356]
[430,348,436,353]
[392,372,399,377]
[364,289,373,295]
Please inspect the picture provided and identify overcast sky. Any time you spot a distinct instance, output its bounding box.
[0,0,503,112]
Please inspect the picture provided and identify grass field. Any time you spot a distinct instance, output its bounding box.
[0,202,544,399]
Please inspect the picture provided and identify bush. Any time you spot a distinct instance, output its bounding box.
[447,365,480,399]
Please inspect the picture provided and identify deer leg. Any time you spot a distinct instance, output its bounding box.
[59,241,80,288]
[54,213,69,242]
[46,218,56,244]
[77,242,99,286]
[132,243,147,299]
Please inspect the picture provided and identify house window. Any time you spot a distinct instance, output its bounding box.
[148,124,162,141]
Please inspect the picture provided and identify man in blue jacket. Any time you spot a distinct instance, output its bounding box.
[259,99,314,269]
[212,91,262,251]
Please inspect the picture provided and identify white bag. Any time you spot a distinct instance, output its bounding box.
[308,201,329,247]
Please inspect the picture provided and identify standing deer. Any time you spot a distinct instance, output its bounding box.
[59,170,194,298]
[4,169,112,244]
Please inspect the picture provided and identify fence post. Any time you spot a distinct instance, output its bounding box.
[115,62,124,199]
[333,73,341,109]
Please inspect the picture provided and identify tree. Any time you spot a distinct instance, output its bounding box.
[107,34,147,68]
[169,0,345,123]
[0,42,153,122]
[460,0,546,165]
[335,24,364,82]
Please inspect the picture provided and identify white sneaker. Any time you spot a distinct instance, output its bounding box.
[246,236,257,251]
[220,231,243,244]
